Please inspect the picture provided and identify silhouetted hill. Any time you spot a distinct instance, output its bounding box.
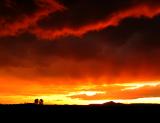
[90,101,123,106]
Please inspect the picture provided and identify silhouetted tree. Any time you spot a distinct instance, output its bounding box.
[34,99,39,105]
[39,99,44,105]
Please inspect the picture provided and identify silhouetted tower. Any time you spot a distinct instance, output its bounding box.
[39,99,44,105]
[34,99,39,105]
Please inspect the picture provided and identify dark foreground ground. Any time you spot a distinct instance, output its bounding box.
[0,104,159,122]
[0,103,160,121]
[0,103,160,114]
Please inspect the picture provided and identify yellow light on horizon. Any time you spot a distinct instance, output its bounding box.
[82,91,98,96]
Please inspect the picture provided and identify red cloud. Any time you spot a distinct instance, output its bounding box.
[0,0,64,37]
[31,4,160,40]
[0,1,160,40]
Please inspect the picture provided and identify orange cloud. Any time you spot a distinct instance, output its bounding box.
[70,83,160,100]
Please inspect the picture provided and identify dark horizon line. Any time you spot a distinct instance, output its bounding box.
[0,102,160,106]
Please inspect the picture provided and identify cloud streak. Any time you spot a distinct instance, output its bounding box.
[70,84,160,100]
[0,0,64,37]
[32,4,160,40]
[0,0,160,40]
[1,0,160,40]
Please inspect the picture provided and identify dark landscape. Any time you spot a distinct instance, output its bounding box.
[0,102,160,114]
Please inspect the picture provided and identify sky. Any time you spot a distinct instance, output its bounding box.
[0,0,160,105]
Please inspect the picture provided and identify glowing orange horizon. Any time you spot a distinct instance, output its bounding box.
[0,78,159,105]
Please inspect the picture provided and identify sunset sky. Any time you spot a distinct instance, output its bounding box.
[0,0,160,105]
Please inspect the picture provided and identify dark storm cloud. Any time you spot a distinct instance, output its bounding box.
[0,16,159,82]
[0,0,38,19]
[0,0,64,37]
[1,0,160,39]
[39,0,135,28]
[32,0,160,39]
[0,0,159,83]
